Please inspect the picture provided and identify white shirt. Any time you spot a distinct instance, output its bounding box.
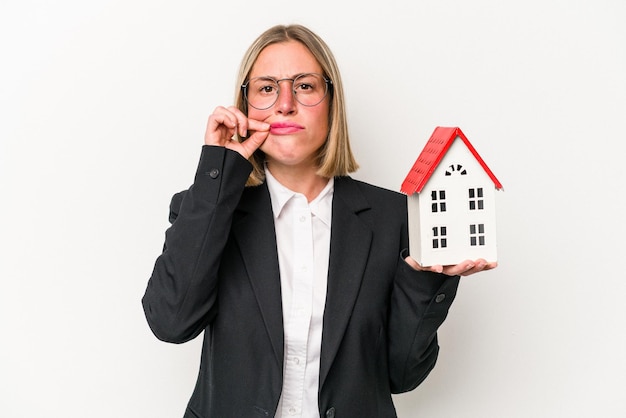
[265,168,333,418]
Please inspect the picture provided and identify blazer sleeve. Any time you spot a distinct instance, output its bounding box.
[387,250,461,393]
[142,145,252,343]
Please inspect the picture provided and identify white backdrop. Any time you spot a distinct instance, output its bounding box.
[1,0,625,417]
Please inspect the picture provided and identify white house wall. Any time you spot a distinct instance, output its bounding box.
[409,138,498,266]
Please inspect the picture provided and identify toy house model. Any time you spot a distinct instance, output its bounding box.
[401,127,503,267]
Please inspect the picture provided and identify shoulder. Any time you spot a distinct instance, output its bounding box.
[336,176,405,201]
[334,176,406,214]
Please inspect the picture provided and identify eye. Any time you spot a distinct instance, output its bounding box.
[260,84,276,93]
[249,78,279,96]
[294,74,320,94]
[296,82,313,92]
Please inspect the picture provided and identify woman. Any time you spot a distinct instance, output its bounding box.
[142,24,496,418]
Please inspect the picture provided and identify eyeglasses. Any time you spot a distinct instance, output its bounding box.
[242,73,332,110]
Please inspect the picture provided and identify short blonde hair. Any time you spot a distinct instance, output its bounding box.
[234,24,359,186]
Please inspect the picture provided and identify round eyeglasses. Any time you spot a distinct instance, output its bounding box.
[242,73,332,110]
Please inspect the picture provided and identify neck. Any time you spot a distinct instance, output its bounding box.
[266,162,329,202]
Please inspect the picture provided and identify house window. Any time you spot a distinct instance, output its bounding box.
[431,190,447,212]
[470,224,486,246]
[445,164,467,176]
[432,226,447,249]
[469,187,484,210]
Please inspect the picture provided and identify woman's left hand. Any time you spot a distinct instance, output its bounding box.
[404,257,497,277]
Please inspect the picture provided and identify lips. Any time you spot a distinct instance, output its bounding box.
[269,122,304,135]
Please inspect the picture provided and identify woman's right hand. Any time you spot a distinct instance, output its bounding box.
[204,106,270,159]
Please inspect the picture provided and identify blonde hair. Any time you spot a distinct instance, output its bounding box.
[234,24,359,186]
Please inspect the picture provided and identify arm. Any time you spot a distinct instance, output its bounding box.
[388,254,496,392]
[142,107,270,343]
[387,252,460,393]
[142,146,252,343]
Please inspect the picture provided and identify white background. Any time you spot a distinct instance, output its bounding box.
[1,1,625,417]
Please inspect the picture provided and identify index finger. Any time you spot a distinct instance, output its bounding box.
[224,106,252,138]
[245,118,270,137]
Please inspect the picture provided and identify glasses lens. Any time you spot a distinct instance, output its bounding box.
[244,73,329,109]
[245,77,280,110]
[293,73,328,107]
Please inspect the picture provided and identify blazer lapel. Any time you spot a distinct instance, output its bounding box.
[232,183,284,368]
[319,177,373,388]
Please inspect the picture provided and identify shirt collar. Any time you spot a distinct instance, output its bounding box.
[265,166,334,227]
[265,167,296,219]
[309,177,334,227]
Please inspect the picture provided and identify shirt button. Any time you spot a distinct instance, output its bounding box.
[289,406,297,415]
[299,215,306,222]
[293,357,300,365]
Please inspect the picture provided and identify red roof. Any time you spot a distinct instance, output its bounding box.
[400,127,503,195]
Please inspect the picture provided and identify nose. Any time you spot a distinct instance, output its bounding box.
[274,80,297,114]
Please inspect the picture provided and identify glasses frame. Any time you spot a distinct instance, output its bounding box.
[241,73,332,110]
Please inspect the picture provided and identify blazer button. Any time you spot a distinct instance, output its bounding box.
[207,168,220,178]
[325,407,335,418]
[435,294,446,303]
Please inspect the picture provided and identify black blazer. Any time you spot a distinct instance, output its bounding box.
[143,146,460,418]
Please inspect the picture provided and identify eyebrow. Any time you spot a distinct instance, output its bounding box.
[250,72,313,80]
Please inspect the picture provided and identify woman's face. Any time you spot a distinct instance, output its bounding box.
[247,41,330,171]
